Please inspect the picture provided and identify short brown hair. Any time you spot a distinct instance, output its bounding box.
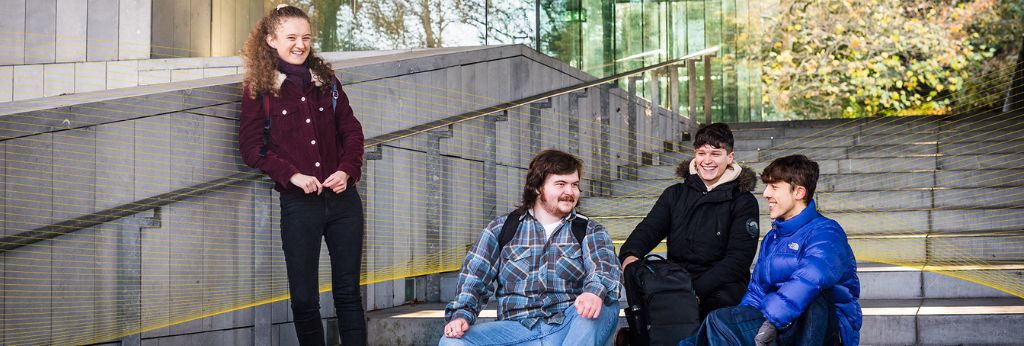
[517,150,583,213]
[693,123,734,152]
[761,154,819,201]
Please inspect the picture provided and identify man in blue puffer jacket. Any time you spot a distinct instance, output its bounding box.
[680,154,861,345]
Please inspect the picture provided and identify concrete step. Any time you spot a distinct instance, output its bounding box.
[366,298,1024,345]
[608,169,1024,197]
[939,154,1024,170]
[630,156,942,180]
[592,207,1023,239]
[584,188,1023,216]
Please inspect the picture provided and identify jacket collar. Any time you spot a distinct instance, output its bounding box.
[273,70,326,90]
[689,160,742,191]
[772,199,820,237]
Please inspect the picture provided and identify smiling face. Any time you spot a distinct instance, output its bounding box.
[693,144,734,187]
[265,17,311,65]
[763,180,806,220]
[535,171,581,219]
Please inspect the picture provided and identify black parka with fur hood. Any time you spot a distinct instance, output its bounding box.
[619,159,760,300]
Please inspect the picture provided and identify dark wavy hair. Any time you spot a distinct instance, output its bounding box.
[241,5,335,99]
[693,123,735,152]
[516,150,584,214]
[761,154,820,202]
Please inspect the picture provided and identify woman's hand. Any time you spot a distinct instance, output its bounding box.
[323,170,349,193]
[290,173,322,194]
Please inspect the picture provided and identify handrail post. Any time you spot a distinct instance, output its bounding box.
[688,59,698,124]
[424,126,452,302]
[253,180,274,346]
[704,55,713,125]
[118,209,161,346]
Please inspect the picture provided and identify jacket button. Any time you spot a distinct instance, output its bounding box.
[301,97,306,102]
[716,232,721,236]
[310,140,316,145]
[319,107,324,112]
[314,162,320,167]
[306,118,311,123]
[281,109,287,115]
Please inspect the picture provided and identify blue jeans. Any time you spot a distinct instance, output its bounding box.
[439,303,620,346]
[280,187,366,346]
[678,294,839,346]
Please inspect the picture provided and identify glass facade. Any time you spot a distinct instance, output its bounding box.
[251,0,765,123]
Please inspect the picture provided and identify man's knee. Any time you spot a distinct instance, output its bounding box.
[437,336,465,346]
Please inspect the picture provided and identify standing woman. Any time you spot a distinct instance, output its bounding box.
[238,5,366,345]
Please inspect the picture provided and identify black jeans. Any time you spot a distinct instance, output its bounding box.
[280,187,366,346]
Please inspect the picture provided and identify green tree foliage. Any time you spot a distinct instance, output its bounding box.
[756,0,1015,119]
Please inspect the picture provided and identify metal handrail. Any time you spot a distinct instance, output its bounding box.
[0,47,720,251]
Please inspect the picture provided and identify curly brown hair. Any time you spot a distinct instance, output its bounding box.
[241,5,335,99]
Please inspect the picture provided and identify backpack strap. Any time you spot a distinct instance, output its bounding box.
[498,210,589,250]
[498,210,523,250]
[570,214,589,245]
[259,94,271,157]
[331,78,339,112]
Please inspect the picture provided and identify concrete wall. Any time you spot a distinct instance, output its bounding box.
[0,45,689,345]
[0,0,150,66]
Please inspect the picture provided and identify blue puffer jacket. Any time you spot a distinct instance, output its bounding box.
[740,200,862,345]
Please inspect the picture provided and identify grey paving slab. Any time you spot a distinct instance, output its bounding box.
[939,129,1022,143]
[918,314,1024,345]
[107,60,140,89]
[922,270,1018,299]
[931,208,1023,233]
[936,169,1024,188]
[43,63,75,97]
[0,66,12,102]
[52,128,97,220]
[828,211,930,234]
[817,172,936,192]
[934,187,1023,209]
[859,315,917,345]
[0,0,26,66]
[927,235,1024,262]
[24,0,56,64]
[5,135,53,235]
[50,229,98,343]
[838,156,937,174]
[118,0,151,60]
[940,154,1024,170]
[12,65,44,101]
[55,0,87,63]
[75,62,107,93]
[165,198,210,336]
[2,241,53,345]
[854,132,938,146]
[940,140,1024,155]
[858,270,922,299]
[849,237,927,267]
[771,135,855,148]
[86,0,119,61]
[812,190,933,213]
[94,123,134,210]
[134,116,171,200]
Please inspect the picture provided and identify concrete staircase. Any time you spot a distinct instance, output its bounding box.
[365,114,1024,345]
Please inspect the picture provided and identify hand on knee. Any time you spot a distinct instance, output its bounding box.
[574,292,604,319]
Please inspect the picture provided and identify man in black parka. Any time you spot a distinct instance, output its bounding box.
[620,123,760,319]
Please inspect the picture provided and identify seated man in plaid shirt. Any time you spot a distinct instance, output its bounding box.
[440,149,622,345]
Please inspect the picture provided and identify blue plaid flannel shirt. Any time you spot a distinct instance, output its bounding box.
[444,210,622,328]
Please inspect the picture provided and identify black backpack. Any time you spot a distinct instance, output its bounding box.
[622,254,700,345]
[498,210,588,249]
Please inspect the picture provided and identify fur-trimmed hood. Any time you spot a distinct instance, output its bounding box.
[675,159,757,192]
